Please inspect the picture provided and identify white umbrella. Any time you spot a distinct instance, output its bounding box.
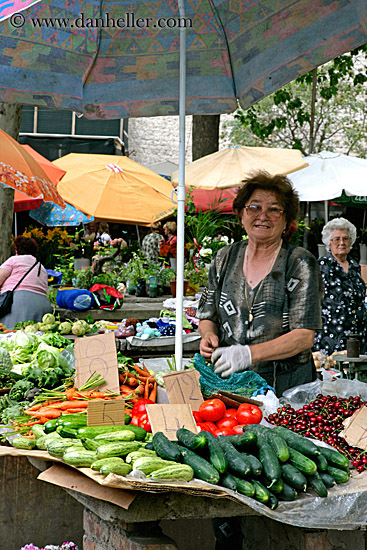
[288,151,367,201]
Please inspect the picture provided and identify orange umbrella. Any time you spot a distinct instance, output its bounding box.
[55,153,175,226]
[0,129,65,207]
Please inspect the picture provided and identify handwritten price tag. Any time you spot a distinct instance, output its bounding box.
[74,332,120,394]
[146,404,198,439]
[87,399,125,427]
[163,370,203,411]
[343,405,367,450]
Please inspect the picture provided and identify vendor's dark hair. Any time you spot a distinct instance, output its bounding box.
[233,170,300,227]
[14,236,39,256]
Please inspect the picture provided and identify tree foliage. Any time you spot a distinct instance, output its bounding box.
[221,46,367,157]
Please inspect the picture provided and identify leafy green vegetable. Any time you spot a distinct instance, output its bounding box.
[39,332,70,349]
[9,380,35,402]
[34,342,60,369]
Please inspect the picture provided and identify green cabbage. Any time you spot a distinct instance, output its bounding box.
[34,342,60,369]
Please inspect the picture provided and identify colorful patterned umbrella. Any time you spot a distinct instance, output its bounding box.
[0,1,366,119]
[29,201,94,226]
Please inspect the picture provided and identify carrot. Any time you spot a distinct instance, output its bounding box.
[26,409,62,419]
[149,382,157,403]
[132,364,152,378]
[26,400,64,412]
[57,400,89,410]
[144,379,150,399]
[63,408,88,414]
[134,384,145,396]
[141,362,151,375]
[120,384,134,393]
[22,433,35,439]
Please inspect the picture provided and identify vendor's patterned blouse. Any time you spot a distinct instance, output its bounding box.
[313,252,367,355]
[197,240,323,378]
[142,232,164,263]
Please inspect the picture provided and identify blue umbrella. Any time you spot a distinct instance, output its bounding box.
[29,201,94,226]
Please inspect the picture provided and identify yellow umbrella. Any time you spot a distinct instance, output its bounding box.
[54,154,175,226]
[171,146,308,190]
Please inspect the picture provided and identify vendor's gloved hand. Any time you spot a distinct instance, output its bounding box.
[212,345,252,378]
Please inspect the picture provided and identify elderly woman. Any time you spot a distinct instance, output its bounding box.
[142,221,164,263]
[198,170,324,397]
[313,217,367,355]
[0,236,52,328]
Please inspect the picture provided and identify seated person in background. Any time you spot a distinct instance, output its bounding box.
[83,221,97,243]
[96,222,112,246]
[0,236,52,328]
[313,217,367,356]
[142,222,164,263]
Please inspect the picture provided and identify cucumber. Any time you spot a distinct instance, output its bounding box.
[277,482,298,501]
[144,442,154,451]
[267,492,279,510]
[56,413,87,427]
[307,471,328,497]
[77,425,147,441]
[242,453,262,477]
[220,472,238,491]
[125,449,157,464]
[263,476,284,494]
[46,438,83,458]
[316,453,329,472]
[56,426,79,439]
[44,418,59,434]
[91,457,126,472]
[176,428,207,451]
[281,463,307,492]
[96,441,141,459]
[251,479,270,503]
[272,426,320,458]
[148,464,194,481]
[232,476,256,498]
[327,465,350,484]
[12,437,36,450]
[288,447,317,475]
[94,430,136,442]
[62,449,97,467]
[201,432,227,474]
[319,446,350,471]
[319,472,336,489]
[81,437,110,451]
[36,432,61,450]
[152,432,182,462]
[256,434,281,487]
[263,429,290,463]
[31,424,45,439]
[229,431,257,450]
[133,456,174,475]
[217,435,251,477]
[180,447,220,484]
[100,462,132,476]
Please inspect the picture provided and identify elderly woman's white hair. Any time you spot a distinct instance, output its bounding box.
[321,217,357,250]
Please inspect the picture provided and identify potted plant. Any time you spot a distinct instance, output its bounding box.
[184,261,208,295]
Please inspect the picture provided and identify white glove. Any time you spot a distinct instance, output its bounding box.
[212,345,252,378]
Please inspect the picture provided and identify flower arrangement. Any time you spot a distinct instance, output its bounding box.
[20,227,72,269]
[159,239,176,259]
[198,235,233,262]
[19,542,79,550]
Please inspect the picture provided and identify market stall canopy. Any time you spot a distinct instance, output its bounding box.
[14,190,43,213]
[54,154,175,226]
[0,129,66,207]
[171,146,308,190]
[29,201,94,226]
[287,151,367,201]
[0,1,367,119]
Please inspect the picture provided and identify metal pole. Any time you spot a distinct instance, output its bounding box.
[175,0,187,371]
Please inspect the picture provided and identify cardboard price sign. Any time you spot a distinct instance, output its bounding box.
[146,404,198,439]
[163,370,203,411]
[74,332,120,394]
[87,399,126,427]
[343,405,367,450]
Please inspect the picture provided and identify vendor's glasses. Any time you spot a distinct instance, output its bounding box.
[330,237,351,243]
[244,204,284,219]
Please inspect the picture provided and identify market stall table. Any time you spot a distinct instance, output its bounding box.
[333,354,367,382]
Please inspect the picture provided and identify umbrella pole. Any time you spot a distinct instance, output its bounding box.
[324,200,329,223]
[174,0,187,372]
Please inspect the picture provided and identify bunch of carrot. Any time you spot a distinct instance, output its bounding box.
[118,362,157,406]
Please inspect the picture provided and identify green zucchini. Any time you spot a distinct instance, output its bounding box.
[12,436,36,450]
[251,479,270,503]
[148,464,194,481]
[277,482,298,501]
[96,441,141,459]
[241,453,262,477]
[288,447,317,475]
[180,447,220,484]
[91,457,126,471]
[272,426,320,458]
[281,463,307,492]
[201,432,227,474]
[316,453,329,472]
[100,462,132,476]
[319,472,336,489]
[319,446,350,471]
[94,430,136,442]
[232,476,256,498]
[327,465,350,484]
[256,434,281,487]
[44,418,59,434]
[57,415,87,429]
[229,431,257,450]
[267,492,279,510]
[220,472,238,491]
[77,424,147,441]
[31,424,45,439]
[176,428,207,451]
[152,432,182,461]
[217,435,251,477]
[62,449,97,467]
[56,426,79,439]
[263,429,290,463]
[307,471,328,497]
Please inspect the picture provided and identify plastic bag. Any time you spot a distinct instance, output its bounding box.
[58,346,75,371]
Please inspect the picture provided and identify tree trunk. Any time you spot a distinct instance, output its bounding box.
[192,115,220,161]
[0,103,23,263]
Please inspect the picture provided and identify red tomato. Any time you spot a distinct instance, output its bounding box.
[138,413,152,432]
[132,398,154,417]
[213,428,236,437]
[199,421,218,435]
[192,410,204,423]
[232,424,246,434]
[236,403,263,425]
[223,408,238,418]
[199,399,226,422]
[216,417,238,430]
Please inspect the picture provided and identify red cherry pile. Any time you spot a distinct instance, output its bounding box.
[266,394,367,472]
